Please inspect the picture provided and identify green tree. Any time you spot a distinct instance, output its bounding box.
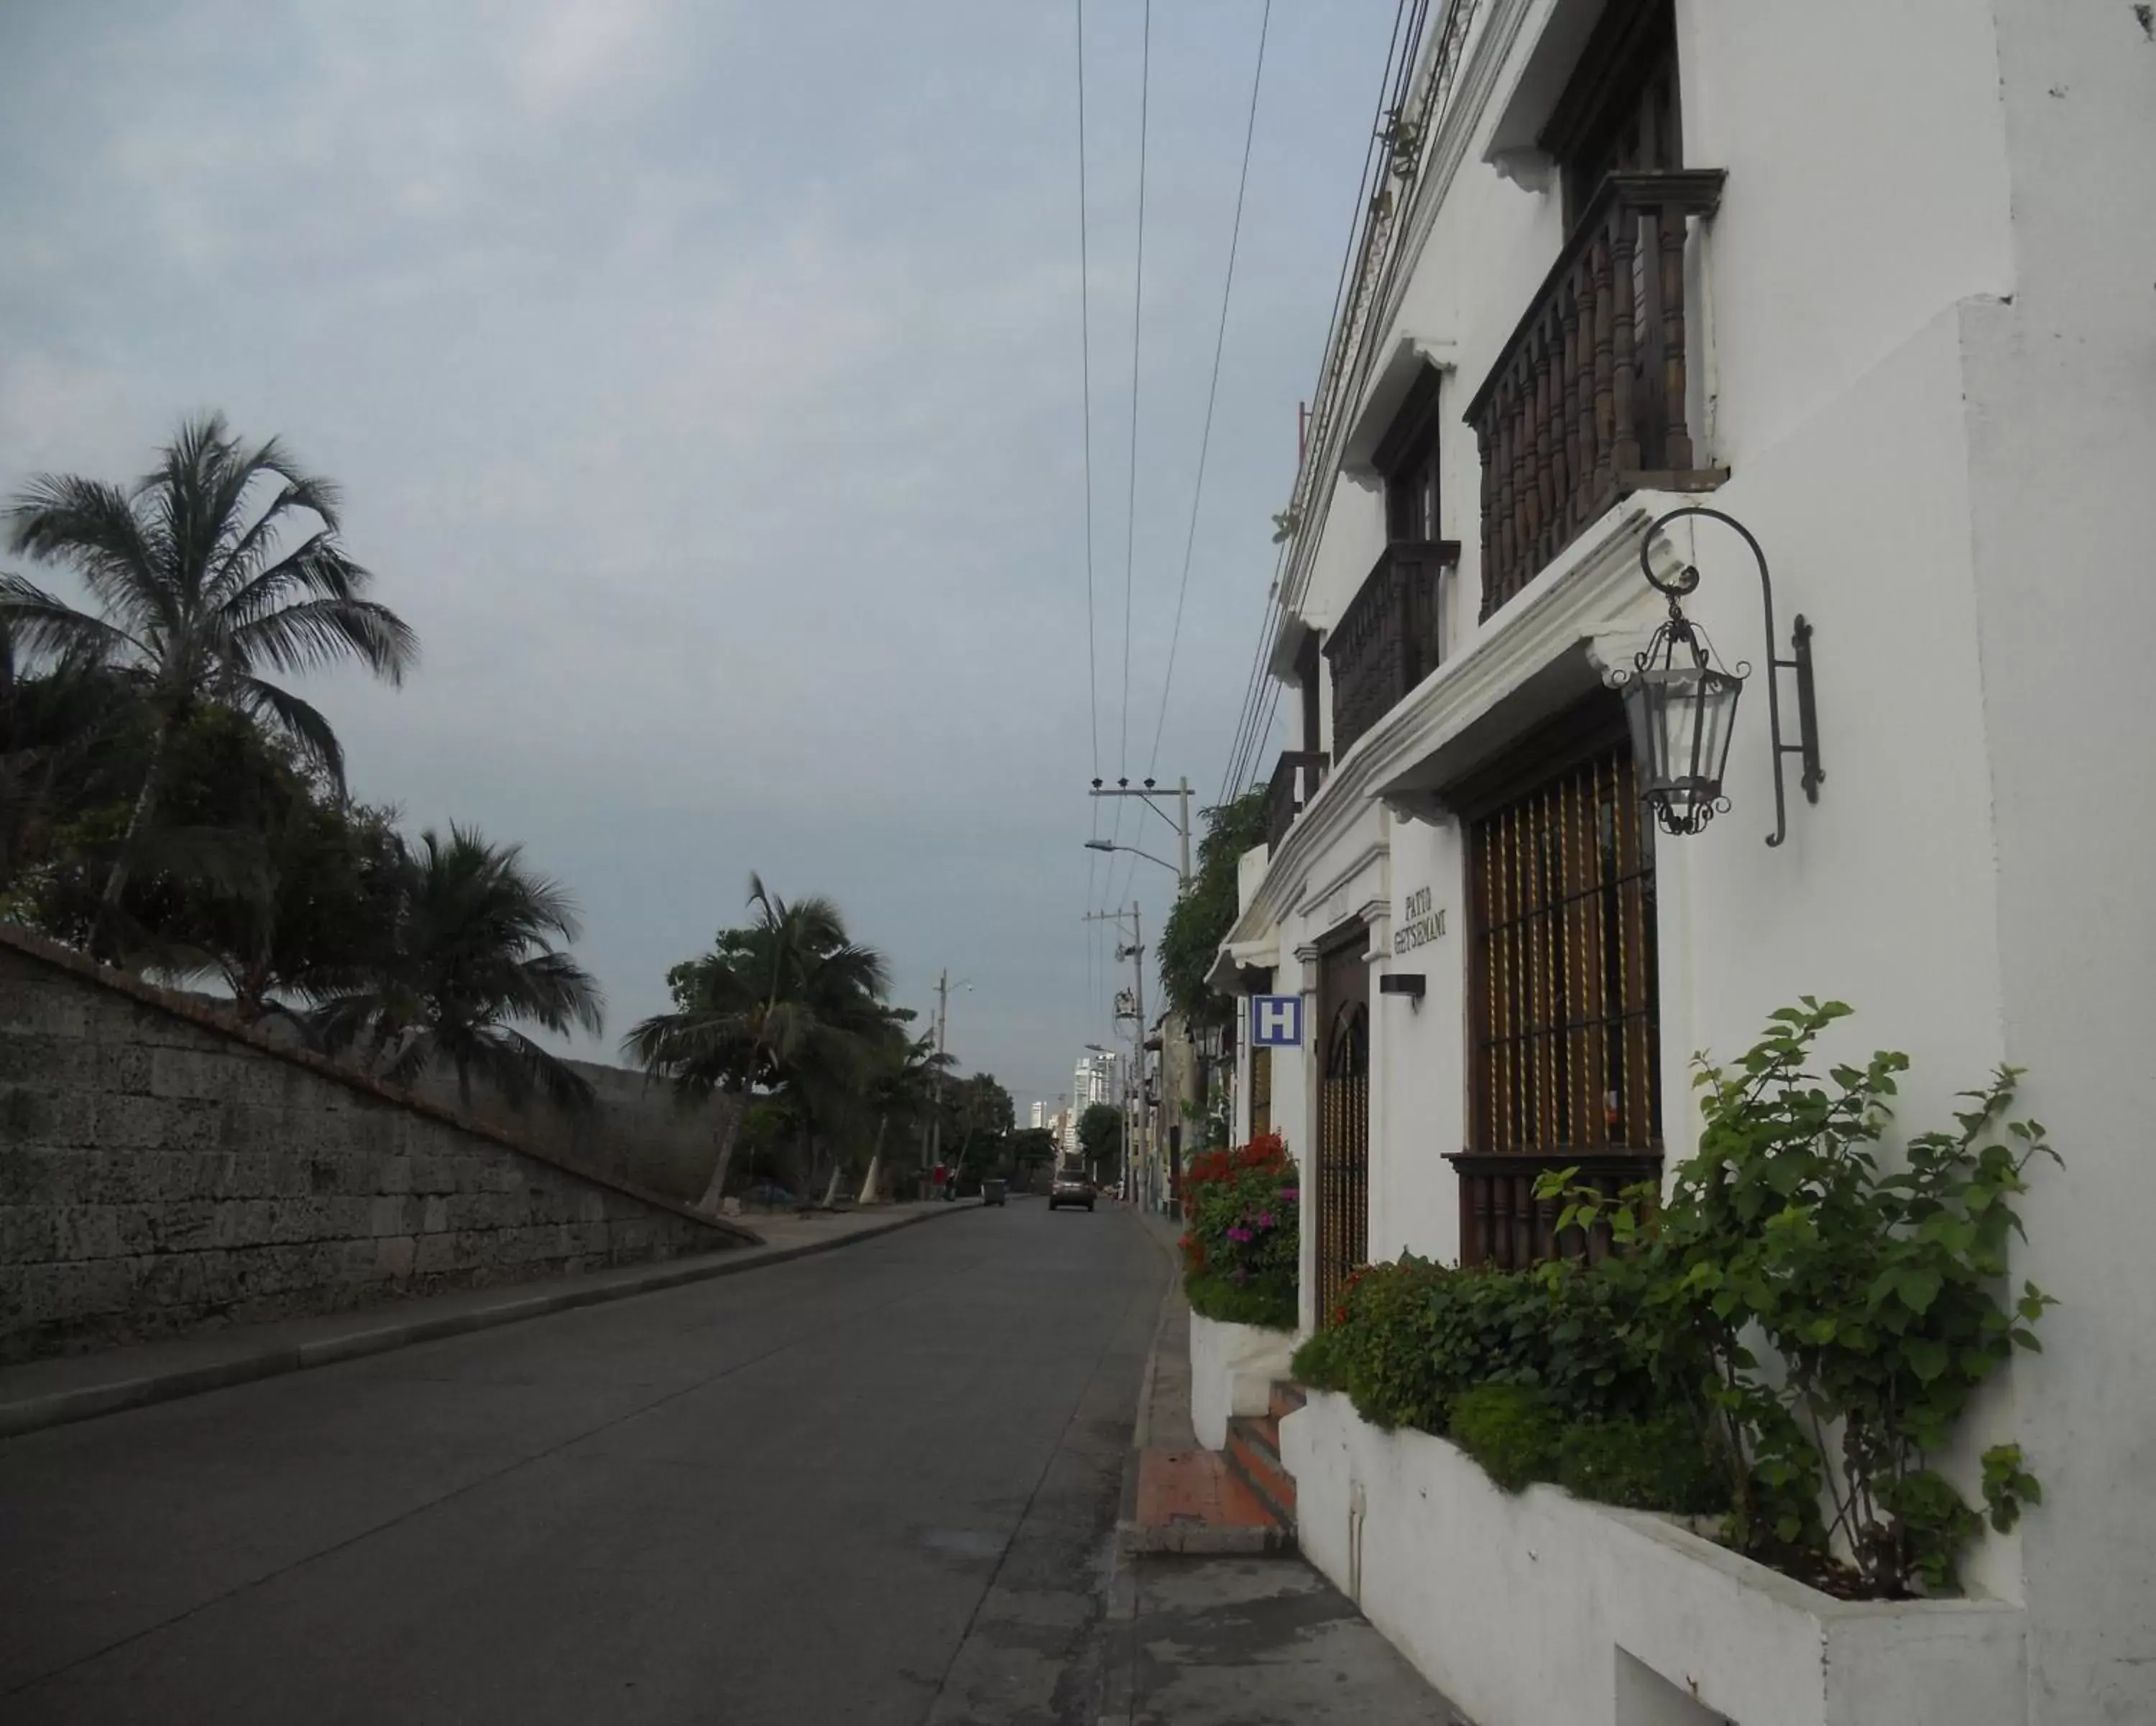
[1077,1100,1124,1176]
[312,825,603,1112]
[857,1018,946,1201]
[1157,790,1266,1030]
[625,877,891,1212]
[0,415,418,945]
[0,621,144,901]
[1008,1127,1058,1173]
[942,1071,1015,1178]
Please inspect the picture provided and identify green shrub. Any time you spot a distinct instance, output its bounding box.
[1289,1325,1345,1391]
[1448,1385,1562,1492]
[1543,999,2061,1596]
[1554,1411,1728,1515]
[1186,1271,1296,1332]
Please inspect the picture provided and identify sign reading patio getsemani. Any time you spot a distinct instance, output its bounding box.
[1394,885,1447,955]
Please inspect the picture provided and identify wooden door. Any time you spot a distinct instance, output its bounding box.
[1315,929,1370,1325]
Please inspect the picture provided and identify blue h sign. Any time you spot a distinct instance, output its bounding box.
[1250,994,1303,1048]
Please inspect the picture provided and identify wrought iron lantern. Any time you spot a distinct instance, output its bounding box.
[1609,507,1823,846]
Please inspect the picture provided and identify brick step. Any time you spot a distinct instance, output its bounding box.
[1269,1380,1307,1423]
[1117,1447,1296,1558]
[1224,1414,1296,1528]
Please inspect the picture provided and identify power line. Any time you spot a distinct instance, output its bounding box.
[1144,0,1272,783]
[1074,0,1101,780]
[1217,0,1419,800]
[1118,0,1151,783]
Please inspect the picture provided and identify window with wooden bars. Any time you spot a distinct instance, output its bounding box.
[1249,1045,1272,1140]
[1378,366,1445,545]
[1541,0,1682,231]
[1450,703,1662,1266]
[1469,731,1659,1154]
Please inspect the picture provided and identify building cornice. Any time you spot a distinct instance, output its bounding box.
[1220,497,1683,964]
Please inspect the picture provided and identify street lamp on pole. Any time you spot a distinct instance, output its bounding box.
[1088,775,1194,887]
[1082,839,1184,887]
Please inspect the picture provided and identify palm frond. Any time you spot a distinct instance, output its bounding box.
[226,590,417,686]
[473,1028,598,1114]
[228,676,345,785]
[0,574,138,666]
[2,477,166,632]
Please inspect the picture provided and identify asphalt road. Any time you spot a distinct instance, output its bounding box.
[0,1199,1170,1725]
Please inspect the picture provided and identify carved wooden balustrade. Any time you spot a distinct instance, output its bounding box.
[1465,169,1726,620]
[1322,540,1459,762]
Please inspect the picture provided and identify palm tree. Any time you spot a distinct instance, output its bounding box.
[855,1020,949,1204]
[313,826,604,1112]
[625,875,891,1213]
[0,414,418,942]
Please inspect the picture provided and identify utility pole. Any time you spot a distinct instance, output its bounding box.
[1086,904,1144,1201]
[1088,775,1194,890]
[1113,901,1148,1214]
[923,969,949,1185]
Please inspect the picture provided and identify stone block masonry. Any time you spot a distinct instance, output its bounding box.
[0,929,749,1362]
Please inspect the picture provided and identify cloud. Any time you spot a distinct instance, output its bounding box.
[0,0,1401,1104]
[511,0,666,114]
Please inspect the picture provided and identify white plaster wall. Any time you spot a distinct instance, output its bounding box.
[1302,472,1388,645]
[1371,809,1467,1265]
[1679,0,2014,466]
[1284,1390,2027,1726]
[1244,11,2154,1709]
[1189,1311,1297,1452]
[1954,6,2156,1716]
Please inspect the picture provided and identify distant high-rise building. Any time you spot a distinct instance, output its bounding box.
[1074,1054,1112,1109]
[1029,1099,1048,1131]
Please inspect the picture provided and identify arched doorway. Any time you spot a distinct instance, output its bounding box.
[1315,932,1370,1325]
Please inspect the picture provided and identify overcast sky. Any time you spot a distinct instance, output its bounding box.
[0,0,1391,1109]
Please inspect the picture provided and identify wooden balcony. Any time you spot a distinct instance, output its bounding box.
[1465,169,1727,621]
[1322,540,1459,762]
[1445,1149,1662,1270]
[1263,749,1328,854]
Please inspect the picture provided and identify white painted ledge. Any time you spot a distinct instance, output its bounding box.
[1188,1310,1296,1451]
[1281,1389,2026,1726]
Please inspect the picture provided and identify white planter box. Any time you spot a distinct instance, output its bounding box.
[1281,1390,2025,1726]
[1188,1310,1296,1450]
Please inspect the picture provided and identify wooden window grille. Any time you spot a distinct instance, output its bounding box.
[1449,706,1662,1268]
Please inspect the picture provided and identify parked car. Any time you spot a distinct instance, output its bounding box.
[743,1182,798,1209]
[1047,1171,1095,1212]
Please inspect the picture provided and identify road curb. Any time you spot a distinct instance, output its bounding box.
[1113,1211,1197,1556]
[0,1201,980,1441]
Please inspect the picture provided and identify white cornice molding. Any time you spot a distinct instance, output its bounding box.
[1222,497,1687,955]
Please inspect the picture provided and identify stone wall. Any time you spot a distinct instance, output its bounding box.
[0,931,748,1362]
[407,1056,734,1206]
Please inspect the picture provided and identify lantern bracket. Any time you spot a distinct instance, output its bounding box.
[1639,507,1823,847]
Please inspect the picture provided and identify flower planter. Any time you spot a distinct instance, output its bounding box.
[1280,1389,2026,1726]
[1188,1310,1296,1450]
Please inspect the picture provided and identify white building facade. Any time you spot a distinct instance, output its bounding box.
[1215,1,2156,1720]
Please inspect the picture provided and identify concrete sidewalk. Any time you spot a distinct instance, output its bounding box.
[0,1198,977,1439]
[1104,1210,1465,1724]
